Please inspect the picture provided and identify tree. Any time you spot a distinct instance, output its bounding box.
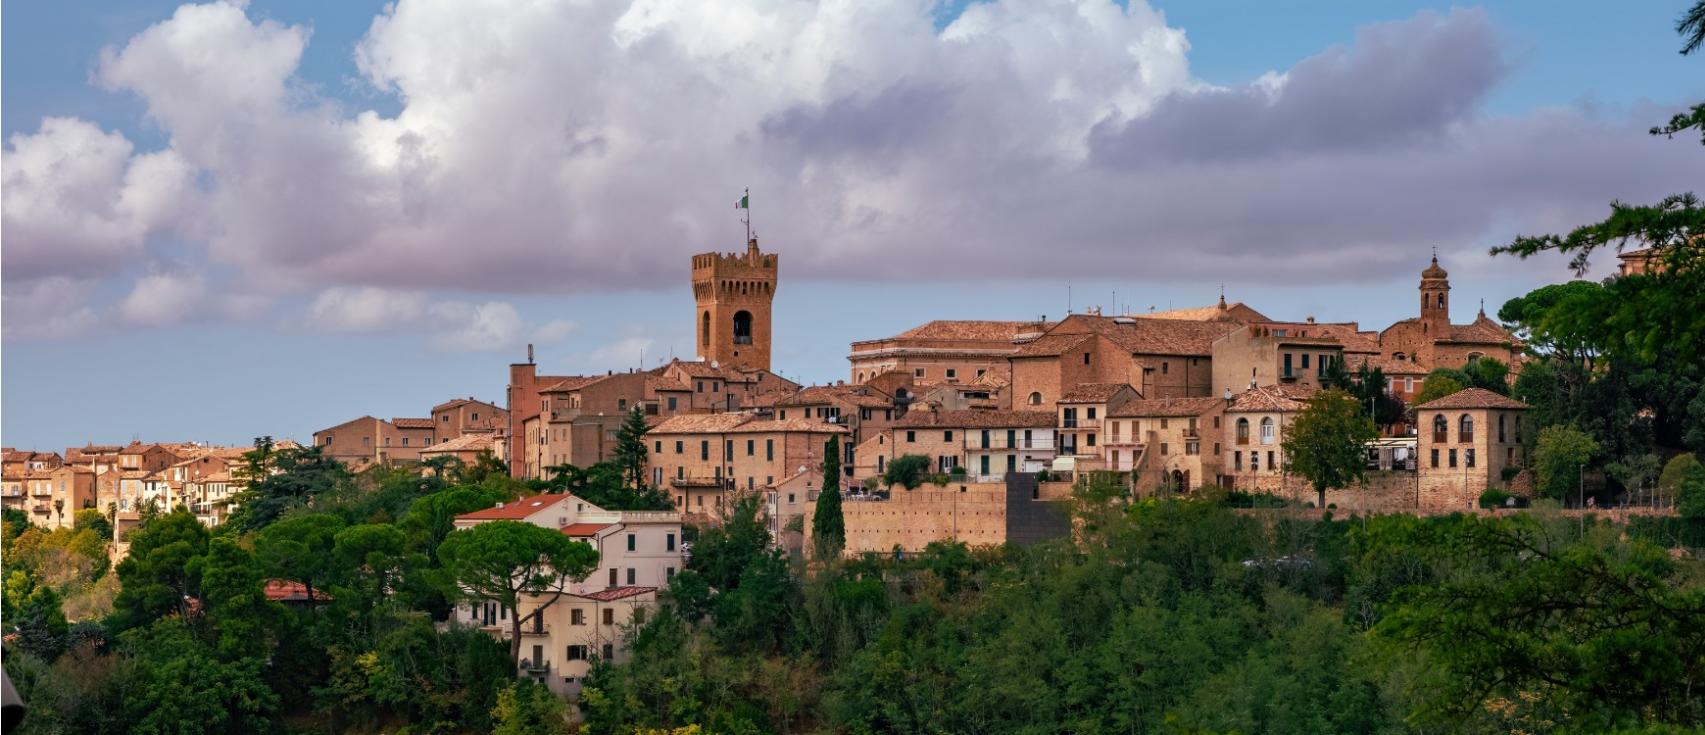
[438,520,599,664]
[1282,389,1379,509]
[1533,425,1600,502]
[111,509,210,631]
[197,537,278,659]
[881,454,931,490]
[254,513,344,604]
[492,678,570,735]
[1413,375,1465,406]
[613,406,652,491]
[1659,453,1703,508]
[13,582,70,661]
[1676,462,1705,520]
[118,620,280,734]
[227,444,351,531]
[333,523,408,603]
[812,435,845,560]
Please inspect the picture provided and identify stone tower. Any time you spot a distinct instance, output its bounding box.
[691,238,777,372]
[1419,255,1450,336]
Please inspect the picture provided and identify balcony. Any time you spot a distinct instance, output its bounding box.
[30,503,51,514]
[1182,428,1199,438]
[522,624,552,637]
[971,438,1058,451]
[520,659,551,674]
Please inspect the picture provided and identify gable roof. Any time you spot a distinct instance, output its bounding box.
[391,417,434,429]
[649,413,850,435]
[1445,316,1515,345]
[1059,383,1136,403]
[1416,388,1529,411]
[1109,396,1223,418]
[1227,384,1317,413]
[894,409,1056,429]
[1052,315,1241,357]
[1010,332,1096,358]
[422,434,496,453]
[433,397,502,413]
[893,320,1049,342]
[454,493,568,521]
[574,586,656,602]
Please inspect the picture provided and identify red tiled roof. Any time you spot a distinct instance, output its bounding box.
[561,522,614,537]
[1227,384,1317,413]
[1109,396,1223,418]
[422,435,495,453]
[1010,332,1095,358]
[455,493,565,521]
[649,414,849,435]
[1416,388,1529,410]
[893,320,1050,342]
[391,418,434,429]
[574,586,656,602]
[264,579,332,602]
[1058,383,1135,403]
[895,409,1056,429]
[1445,317,1514,345]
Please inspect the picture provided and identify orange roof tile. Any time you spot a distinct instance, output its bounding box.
[1416,388,1529,410]
[574,586,656,602]
[455,493,567,521]
[391,418,434,429]
[561,522,614,537]
[1059,383,1136,403]
[1109,396,1223,418]
[1227,384,1317,413]
[895,409,1056,429]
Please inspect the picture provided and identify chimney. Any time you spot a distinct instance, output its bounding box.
[494,501,504,509]
[527,344,534,364]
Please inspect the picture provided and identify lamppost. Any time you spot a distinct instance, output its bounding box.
[1579,462,1586,536]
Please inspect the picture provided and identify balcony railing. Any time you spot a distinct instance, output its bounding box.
[1182,428,1200,438]
[522,624,551,637]
[1061,418,1078,428]
[971,439,1058,450]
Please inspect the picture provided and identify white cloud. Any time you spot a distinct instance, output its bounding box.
[428,301,523,352]
[531,319,578,343]
[2,118,193,281]
[117,271,208,326]
[305,287,427,332]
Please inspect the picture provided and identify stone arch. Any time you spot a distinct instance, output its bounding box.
[733,310,753,345]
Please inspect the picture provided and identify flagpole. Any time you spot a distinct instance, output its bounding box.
[745,187,752,244]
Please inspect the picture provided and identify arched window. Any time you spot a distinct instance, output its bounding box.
[701,311,710,346]
[1498,414,1506,443]
[1436,293,1445,308]
[1259,417,1275,445]
[1467,351,1484,362]
[1393,352,1406,362]
[1027,392,1042,406]
[732,310,753,345]
[1432,414,1448,443]
[1235,418,1250,445]
[1459,414,1474,443]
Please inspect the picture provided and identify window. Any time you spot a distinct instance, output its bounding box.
[1465,449,1476,468]
[1213,442,1220,455]
[1259,417,1275,445]
[946,369,957,380]
[700,441,709,461]
[1404,377,1415,392]
[1234,451,1243,471]
[668,396,678,411]
[733,310,753,344]
[747,439,755,456]
[568,645,588,660]
[1186,442,1199,456]
[696,381,704,393]
[602,643,615,661]
[1448,449,1458,467]
[1267,451,1275,469]
[666,567,676,580]
[944,431,953,442]
[1251,452,1260,472]
[914,368,925,378]
[1301,353,1311,370]
[725,440,733,460]
[675,441,684,454]
[1087,433,1097,447]
[701,311,710,346]
[607,568,618,587]
[1498,414,1507,443]
[626,568,636,585]
[1159,443,1169,455]
[654,441,662,453]
[906,431,916,443]
[1028,392,1042,406]
[1235,418,1250,445]
[1283,353,1293,377]
[441,415,450,423]
[666,532,676,551]
[572,609,585,625]
[1083,353,1091,365]
[1087,407,1097,420]
[1432,415,1448,443]
[626,534,635,551]
[1459,414,1474,443]
[401,437,408,446]
[977,369,986,377]
[766,439,774,461]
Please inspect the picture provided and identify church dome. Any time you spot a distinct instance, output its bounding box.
[1421,256,1448,279]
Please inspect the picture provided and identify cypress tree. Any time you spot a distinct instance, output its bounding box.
[812,435,845,559]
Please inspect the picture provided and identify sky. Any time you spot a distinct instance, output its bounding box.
[3,0,1701,452]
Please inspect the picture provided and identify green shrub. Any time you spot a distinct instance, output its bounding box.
[1478,488,1511,509]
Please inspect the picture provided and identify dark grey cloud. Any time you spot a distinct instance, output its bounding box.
[1089,8,1506,168]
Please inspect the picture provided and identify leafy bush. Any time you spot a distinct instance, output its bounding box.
[1478,487,1512,508]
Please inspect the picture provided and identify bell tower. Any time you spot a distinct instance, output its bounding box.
[1419,255,1451,336]
[691,238,777,372]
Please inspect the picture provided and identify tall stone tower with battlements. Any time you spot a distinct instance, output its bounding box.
[691,238,777,372]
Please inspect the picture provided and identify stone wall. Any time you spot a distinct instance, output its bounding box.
[834,482,1010,554]
[1270,471,1420,512]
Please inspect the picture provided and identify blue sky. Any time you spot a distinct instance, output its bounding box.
[3,0,1701,452]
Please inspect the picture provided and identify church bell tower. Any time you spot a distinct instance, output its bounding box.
[691,238,777,372]
[1420,255,1451,336]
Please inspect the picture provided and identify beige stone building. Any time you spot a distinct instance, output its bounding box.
[1210,326,1345,398]
[854,409,1058,484]
[1105,396,1226,493]
[847,319,1049,386]
[451,493,682,697]
[1055,383,1140,470]
[643,413,847,520]
[1222,384,1317,495]
[312,415,436,468]
[431,398,508,441]
[1415,388,1529,511]
[420,434,501,469]
[1378,257,1520,372]
[1009,314,1235,411]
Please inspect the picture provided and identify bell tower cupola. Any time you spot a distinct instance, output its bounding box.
[691,238,778,372]
[1420,254,1451,335]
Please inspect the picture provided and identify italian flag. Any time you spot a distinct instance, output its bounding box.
[734,194,748,209]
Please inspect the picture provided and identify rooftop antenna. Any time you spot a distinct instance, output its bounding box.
[1067,283,1072,314]
[527,343,534,365]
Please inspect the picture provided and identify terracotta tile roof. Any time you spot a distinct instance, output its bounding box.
[1010,332,1096,358]
[650,413,850,435]
[455,493,567,521]
[561,522,615,537]
[1445,316,1515,345]
[1028,315,1239,357]
[264,579,332,602]
[1308,324,1380,354]
[1227,384,1317,413]
[391,417,434,429]
[432,397,500,412]
[119,442,157,455]
[1144,301,1268,323]
[1416,388,1529,410]
[895,409,1056,429]
[645,376,692,393]
[422,434,495,453]
[893,320,1051,342]
[1109,396,1223,418]
[1348,354,1429,375]
[1059,383,1136,403]
[665,359,741,380]
[540,376,598,393]
[574,586,656,602]
[778,385,892,409]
